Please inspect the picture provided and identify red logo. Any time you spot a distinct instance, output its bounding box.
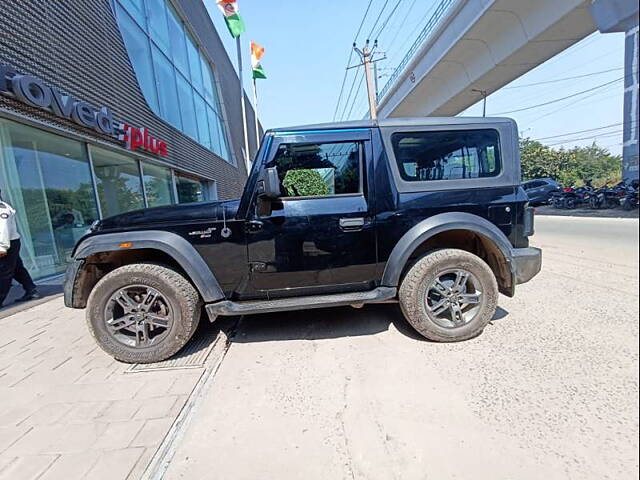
[118,123,168,157]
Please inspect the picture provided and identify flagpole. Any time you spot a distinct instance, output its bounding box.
[252,77,260,150]
[236,36,251,173]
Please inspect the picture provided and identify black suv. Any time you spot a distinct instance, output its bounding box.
[64,117,541,363]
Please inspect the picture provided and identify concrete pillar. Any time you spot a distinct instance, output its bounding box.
[622,26,638,181]
[590,0,639,182]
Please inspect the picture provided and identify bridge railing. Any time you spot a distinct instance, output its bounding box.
[378,0,457,103]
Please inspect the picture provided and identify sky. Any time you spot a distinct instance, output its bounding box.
[204,0,627,156]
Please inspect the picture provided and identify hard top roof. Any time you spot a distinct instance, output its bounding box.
[269,116,515,133]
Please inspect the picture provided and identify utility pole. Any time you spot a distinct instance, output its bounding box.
[351,40,386,120]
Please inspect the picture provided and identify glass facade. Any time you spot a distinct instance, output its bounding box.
[0,118,217,280]
[114,0,231,162]
[0,120,98,279]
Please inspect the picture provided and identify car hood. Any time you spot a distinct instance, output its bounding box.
[96,199,240,231]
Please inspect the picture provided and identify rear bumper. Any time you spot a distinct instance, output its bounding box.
[512,247,542,285]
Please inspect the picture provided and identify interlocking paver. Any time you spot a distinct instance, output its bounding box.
[9,424,107,455]
[133,395,179,420]
[92,421,146,451]
[38,451,101,480]
[0,426,31,453]
[84,448,145,480]
[0,454,57,480]
[17,403,74,427]
[0,298,205,479]
[130,418,175,448]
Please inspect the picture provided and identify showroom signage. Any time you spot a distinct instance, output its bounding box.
[119,124,168,157]
[0,63,168,156]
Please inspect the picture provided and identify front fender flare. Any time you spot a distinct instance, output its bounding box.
[381,212,515,287]
[73,230,224,303]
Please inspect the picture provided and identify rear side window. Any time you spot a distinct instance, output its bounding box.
[391,129,501,182]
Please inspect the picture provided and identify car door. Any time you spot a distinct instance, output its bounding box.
[245,129,377,297]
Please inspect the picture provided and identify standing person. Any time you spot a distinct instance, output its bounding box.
[0,189,39,308]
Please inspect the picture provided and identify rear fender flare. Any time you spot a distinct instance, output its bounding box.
[381,212,515,287]
[74,230,224,302]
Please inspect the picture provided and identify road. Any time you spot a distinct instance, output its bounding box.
[163,216,639,480]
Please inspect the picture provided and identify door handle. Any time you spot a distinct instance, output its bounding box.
[339,217,365,231]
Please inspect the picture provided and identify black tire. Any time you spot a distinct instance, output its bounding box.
[86,263,202,363]
[398,249,499,342]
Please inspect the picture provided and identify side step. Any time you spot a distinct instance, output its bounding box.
[205,287,397,318]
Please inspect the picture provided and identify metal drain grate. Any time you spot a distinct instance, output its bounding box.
[126,327,222,373]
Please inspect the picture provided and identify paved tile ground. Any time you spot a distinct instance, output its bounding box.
[0,300,204,480]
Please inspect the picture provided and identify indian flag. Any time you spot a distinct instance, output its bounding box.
[216,0,245,38]
[251,41,267,80]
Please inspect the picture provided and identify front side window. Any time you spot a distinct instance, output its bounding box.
[391,129,501,182]
[268,142,361,198]
[114,0,232,162]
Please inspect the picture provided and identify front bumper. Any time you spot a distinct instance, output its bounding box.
[512,247,542,285]
[63,259,84,308]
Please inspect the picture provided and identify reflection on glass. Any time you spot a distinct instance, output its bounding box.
[116,3,159,114]
[141,161,174,207]
[115,0,232,161]
[145,0,170,53]
[0,120,98,279]
[391,130,502,181]
[91,147,144,218]
[194,93,210,149]
[151,45,182,129]
[270,142,361,198]
[167,3,189,76]
[176,175,203,203]
[176,73,198,141]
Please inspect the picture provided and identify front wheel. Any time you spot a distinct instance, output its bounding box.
[86,263,202,363]
[399,249,499,342]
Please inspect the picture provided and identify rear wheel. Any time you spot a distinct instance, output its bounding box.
[399,249,498,342]
[86,263,201,363]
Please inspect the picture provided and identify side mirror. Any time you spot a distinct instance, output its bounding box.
[257,167,281,199]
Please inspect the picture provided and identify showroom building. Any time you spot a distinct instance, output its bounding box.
[0,0,259,280]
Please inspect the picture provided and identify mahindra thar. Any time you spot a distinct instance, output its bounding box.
[64,117,541,363]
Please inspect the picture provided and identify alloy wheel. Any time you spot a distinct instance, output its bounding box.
[425,269,483,329]
[104,285,173,348]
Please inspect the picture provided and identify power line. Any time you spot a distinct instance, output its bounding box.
[333,0,375,121]
[525,83,622,125]
[340,69,365,121]
[493,77,623,115]
[367,0,391,40]
[531,122,623,141]
[545,130,623,146]
[504,68,623,89]
[344,72,367,120]
[382,0,419,54]
[373,0,403,40]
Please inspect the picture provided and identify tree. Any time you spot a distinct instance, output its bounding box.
[520,138,622,186]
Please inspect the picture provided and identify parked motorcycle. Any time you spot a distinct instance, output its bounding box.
[621,181,639,211]
[553,185,593,209]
